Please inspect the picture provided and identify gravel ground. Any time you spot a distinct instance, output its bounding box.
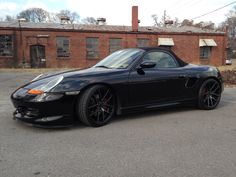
[0,71,236,177]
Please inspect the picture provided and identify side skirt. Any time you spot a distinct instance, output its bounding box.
[120,98,197,114]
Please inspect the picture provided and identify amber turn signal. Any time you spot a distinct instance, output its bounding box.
[27,89,44,95]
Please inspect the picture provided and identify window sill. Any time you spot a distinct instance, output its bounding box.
[57,57,70,60]
[0,56,13,58]
[86,58,100,60]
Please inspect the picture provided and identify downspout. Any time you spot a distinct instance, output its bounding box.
[223,25,229,65]
[13,28,18,67]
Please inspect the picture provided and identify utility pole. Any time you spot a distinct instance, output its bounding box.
[163,10,173,26]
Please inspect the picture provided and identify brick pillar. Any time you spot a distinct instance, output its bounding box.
[132,6,138,32]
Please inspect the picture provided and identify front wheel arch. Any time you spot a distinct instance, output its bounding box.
[201,76,222,91]
[75,83,119,126]
[198,78,222,110]
[77,83,120,113]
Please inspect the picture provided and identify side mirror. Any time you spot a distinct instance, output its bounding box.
[140,61,156,68]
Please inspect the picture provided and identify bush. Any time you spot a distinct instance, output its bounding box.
[221,70,236,85]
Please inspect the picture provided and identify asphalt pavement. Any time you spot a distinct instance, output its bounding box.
[0,71,236,177]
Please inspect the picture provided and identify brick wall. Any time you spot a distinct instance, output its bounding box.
[0,28,226,68]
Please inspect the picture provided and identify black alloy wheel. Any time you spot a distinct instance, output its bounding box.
[198,79,221,110]
[77,85,115,127]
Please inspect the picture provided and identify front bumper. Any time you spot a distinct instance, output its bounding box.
[13,108,74,127]
[11,90,77,127]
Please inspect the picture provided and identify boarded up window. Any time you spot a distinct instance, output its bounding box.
[200,47,211,59]
[86,37,99,59]
[137,38,150,47]
[109,38,122,53]
[0,35,13,56]
[56,37,70,57]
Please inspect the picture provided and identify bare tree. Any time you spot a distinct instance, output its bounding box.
[181,19,194,26]
[81,17,97,25]
[214,6,236,58]
[47,12,60,23]
[217,21,226,31]
[226,12,236,53]
[4,15,15,22]
[151,13,170,27]
[152,13,178,27]
[173,17,181,27]
[226,6,236,37]
[202,21,215,30]
[17,8,49,23]
[193,21,215,30]
[151,14,160,27]
[56,10,80,24]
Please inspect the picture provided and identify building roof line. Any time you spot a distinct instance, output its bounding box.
[0,22,225,35]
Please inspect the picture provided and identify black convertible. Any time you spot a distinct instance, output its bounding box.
[11,48,223,127]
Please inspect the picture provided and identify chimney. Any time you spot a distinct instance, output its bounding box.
[132,6,138,32]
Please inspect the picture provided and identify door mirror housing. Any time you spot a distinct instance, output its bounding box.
[140,61,156,68]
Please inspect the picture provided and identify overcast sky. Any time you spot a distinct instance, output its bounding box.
[0,0,235,26]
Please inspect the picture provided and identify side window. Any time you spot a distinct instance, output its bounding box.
[143,51,178,68]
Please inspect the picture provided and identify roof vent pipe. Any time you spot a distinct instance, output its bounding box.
[97,18,106,25]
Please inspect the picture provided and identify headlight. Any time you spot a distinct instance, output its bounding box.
[30,93,64,102]
[27,76,64,95]
[26,75,64,102]
[31,74,44,81]
[27,76,64,102]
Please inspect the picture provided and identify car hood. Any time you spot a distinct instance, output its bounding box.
[34,67,124,81]
[23,67,126,93]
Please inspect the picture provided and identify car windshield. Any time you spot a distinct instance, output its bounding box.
[94,49,144,69]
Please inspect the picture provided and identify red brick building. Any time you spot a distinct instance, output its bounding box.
[0,6,227,68]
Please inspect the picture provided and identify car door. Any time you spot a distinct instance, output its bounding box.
[128,50,188,107]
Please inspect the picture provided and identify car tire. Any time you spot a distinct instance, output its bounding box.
[198,79,221,110]
[77,85,115,127]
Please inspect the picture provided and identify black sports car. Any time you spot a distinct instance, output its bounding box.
[11,48,223,127]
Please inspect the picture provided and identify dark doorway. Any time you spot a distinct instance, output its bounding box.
[30,45,46,68]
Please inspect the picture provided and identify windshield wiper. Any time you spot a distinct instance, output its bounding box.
[95,65,111,69]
